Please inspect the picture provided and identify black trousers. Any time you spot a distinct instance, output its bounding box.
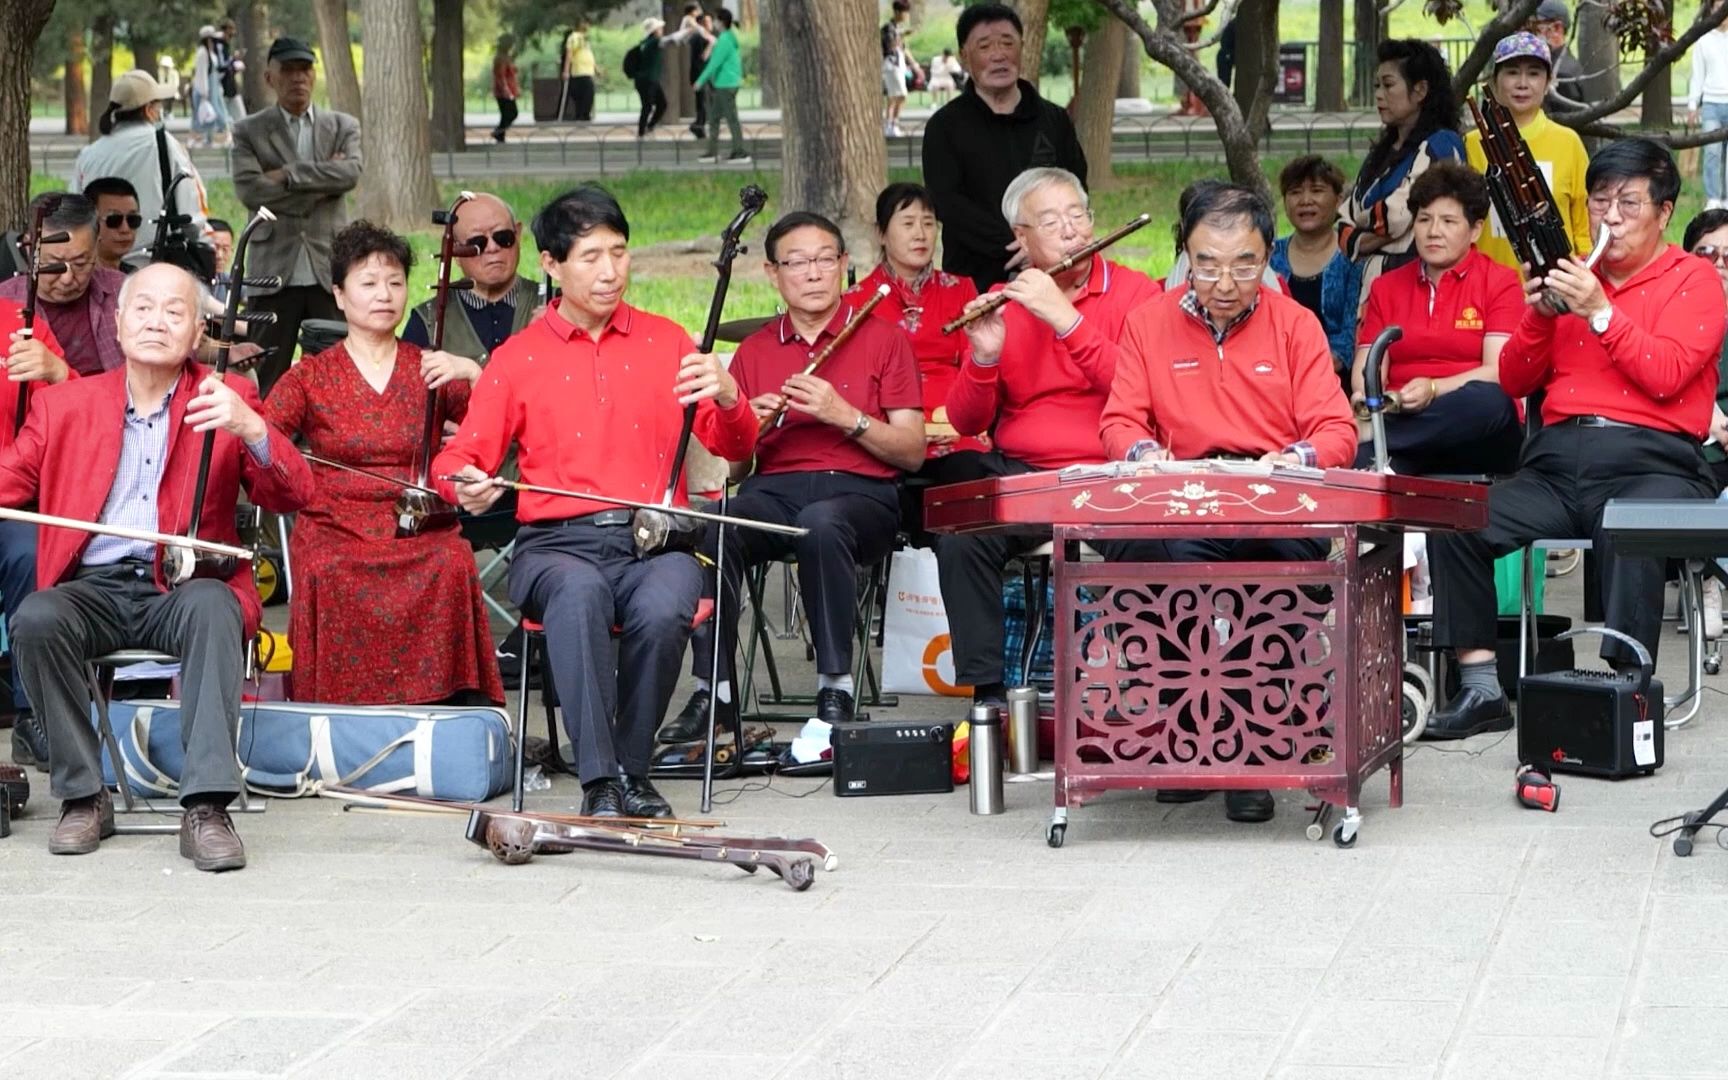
[1352,381,1523,475]
[251,285,342,399]
[494,96,518,136]
[13,565,246,806]
[635,79,667,135]
[1430,422,1715,666]
[692,471,900,685]
[934,452,1045,687]
[509,521,702,784]
[566,76,595,121]
[0,518,37,711]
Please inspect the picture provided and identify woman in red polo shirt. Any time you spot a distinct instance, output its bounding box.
[847,182,985,482]
[1353,161,1524,474]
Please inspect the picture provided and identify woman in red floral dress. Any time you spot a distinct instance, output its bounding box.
[263,222,505,706]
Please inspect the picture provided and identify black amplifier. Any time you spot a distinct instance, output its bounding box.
[1517,628,1663,779]
[832,720,953,797]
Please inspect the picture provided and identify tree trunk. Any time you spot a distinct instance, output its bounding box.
[737,0,758,31]
[355,0,437,231]
[1232,0,1278,138]
[776,0,886,258]
[429,0,464,152]
[909,0,926,29]
[1350,0,1386,106]
[1315,0,1345,112]
[64,25,87,136]
[1076,16,1125,187]
[759,0,780,109]
[131,42,158,77]
[90,14,114,125]
[238,1,269,110]
[1640,32,1672,128]
[0,0,58,229]
[1575,1,1621,105]
[1018,0,1050,87]
[314,0,363,121]
[1117,33,1141,98]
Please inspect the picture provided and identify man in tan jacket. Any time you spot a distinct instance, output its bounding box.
[230,36,361,396]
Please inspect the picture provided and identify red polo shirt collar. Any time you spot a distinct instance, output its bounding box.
[542,301,635,341]
[775,302,855,346]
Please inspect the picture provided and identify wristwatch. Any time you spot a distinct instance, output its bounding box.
[847,413,872,439]
[1589,306,1613,335]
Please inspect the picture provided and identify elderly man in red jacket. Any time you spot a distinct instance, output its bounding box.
[1099,182,1355,825]
[0,263,312,871]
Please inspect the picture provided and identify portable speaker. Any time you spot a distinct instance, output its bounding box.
[1517,627,1663,779]
[832,720,953,797]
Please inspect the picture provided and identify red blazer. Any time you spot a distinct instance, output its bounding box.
[0,364,313,637]
[0,303,69,450]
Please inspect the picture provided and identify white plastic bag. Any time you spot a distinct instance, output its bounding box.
[881,547,969,696]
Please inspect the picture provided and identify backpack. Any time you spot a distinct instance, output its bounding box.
[622,41,644,80]
[881,23,897,59]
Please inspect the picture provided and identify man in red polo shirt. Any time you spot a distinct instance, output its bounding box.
[1427,138,1725,739]
[436,185,756,818]
[674,211,925,732]
[1099,183,1355,824]
[1,300,71,769]
[1352,162,1524,475]
[935,166,1162,713]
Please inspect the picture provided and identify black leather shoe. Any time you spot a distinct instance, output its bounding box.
[659,688,728,744]
[815,687,855,726]
[1422,686,1512,741]
[10,712,48,773]
[622,774,674,819]
[1156,789,1209,804]
[579,779,627,818]
[1224,789,1275,823]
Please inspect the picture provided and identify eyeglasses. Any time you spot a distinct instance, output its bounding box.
[1696,245,1728,266]
[463,229,517,252]
[1586,194,1655,217]
[773,253,842,275]
[102,212,143,230]
[1019,208,1094,237]
[1191,261,1265,283]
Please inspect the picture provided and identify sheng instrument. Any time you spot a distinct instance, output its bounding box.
[636,185,768,557]
[941,212,1153,333]
[396,191,479,539]
[161,206,278,586]
[14,199,69,436]
[756,282,891,436]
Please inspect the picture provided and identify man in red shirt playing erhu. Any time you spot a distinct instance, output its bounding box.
[1426,138,1724,740]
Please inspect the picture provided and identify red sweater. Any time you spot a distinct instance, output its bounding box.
[1500,244,1724,438]
[1101,288,1358,468]
[946,256,1162,468]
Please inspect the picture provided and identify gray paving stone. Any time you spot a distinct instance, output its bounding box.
[0,1009,220,1044]
[1463,974,1625,1037]
[1613,1007,1728,1076]
[785,1021,971,1080]
[1024,938,1195,997]
[1485,919,1643,978]
[1283,999,1462,1069]
[1270,1069,1436,1080]
[1107,1030,1283,1079]
[0,1038,171,1080]
[946,1060,1109,1080]
[281,1042,478,1079]
[155,1016,364,1076]
[618,1053,797,1080]
[1437,1034,1610,1080]
[968,991,1150,1063]
[1316,943,1481,1002]
[1148,965,1323,1032]
[1631,949,1728,1006]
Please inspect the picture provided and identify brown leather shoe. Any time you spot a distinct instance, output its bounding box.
[179,802,247,872]
[49,791,115,855]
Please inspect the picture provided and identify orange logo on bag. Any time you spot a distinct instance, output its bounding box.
[922,633,970,697]
[1455,306,1484,331]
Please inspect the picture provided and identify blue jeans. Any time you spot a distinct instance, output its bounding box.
[1703,102,1728,203]
[0,519,38,710]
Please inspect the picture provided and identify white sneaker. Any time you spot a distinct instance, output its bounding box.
[697,154,719,164]
[1706,578,1723,640]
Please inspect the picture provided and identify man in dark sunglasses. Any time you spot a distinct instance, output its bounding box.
[83,176,143,274]
[403,192,538,368]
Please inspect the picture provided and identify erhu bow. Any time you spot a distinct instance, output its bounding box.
[634,184,768,558]
[1467,93,1610,313]
[755,282,891,436]
[942,212,1153,333]
[435,476,808,537]
[14,199,70,436]
[160,206,279,586]
[396,191,479,538]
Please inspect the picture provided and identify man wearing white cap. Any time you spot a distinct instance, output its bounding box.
[629,16,706,138]
[68,69,213,251]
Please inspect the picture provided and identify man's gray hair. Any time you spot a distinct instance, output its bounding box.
[1000,167,1087,227]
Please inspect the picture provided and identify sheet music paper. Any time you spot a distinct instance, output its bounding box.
[1058,460,1325,483]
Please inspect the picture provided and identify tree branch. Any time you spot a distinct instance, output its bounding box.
[1449,0,1545,96]
[1180,0,1226,26]
[1573,121,1728,150]
[1552,3,1728,126]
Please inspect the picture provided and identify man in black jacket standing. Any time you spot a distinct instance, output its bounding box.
[921,3,1088,291]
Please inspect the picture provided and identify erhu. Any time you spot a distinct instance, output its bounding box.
[942,212,1153,334]
[160,207,280,586]
[754,282,891,436]
[633,184,768,558]
[14,199,70,436]
[396,191,479,538]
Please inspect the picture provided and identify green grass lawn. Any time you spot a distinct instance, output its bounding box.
[33,155,1714,338]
